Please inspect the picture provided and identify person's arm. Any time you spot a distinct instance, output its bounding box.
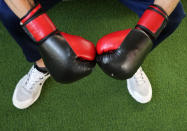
[4,0,35,18]
[154,0,180,15]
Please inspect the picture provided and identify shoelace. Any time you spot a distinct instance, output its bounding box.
[24,67,48,90]
[134,68,146,85]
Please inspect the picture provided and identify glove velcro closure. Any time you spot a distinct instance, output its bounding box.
[136,4,168,40]
[20,4,57,43]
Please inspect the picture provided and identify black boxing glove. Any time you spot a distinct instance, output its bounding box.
[21,4,96,83]
[96,4,168,79]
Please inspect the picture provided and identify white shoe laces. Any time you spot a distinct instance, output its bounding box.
[24,67,49,90]
[133,68,146,85]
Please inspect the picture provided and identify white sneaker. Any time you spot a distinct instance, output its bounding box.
[127,67,152,104]
[12,65,50,109]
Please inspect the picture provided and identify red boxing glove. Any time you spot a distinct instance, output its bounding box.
[21,4,96,83]
[96,4,168,80]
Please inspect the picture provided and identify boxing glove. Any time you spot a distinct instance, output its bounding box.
[96,4,168,80]
[21,4,96,83]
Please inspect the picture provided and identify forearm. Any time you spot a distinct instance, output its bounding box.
[4,0,35,18]
[154,0,180,15]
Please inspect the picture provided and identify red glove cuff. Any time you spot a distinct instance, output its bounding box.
[21,4,56,42]
[136,4,168,39]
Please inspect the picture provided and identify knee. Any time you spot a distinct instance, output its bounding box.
[0,0,18,22]
[152,2,185,47]
[168,2,185,24]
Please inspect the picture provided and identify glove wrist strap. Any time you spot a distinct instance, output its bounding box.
[136,4,168,40]
[20,4,57,43]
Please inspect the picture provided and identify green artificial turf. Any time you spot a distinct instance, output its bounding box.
[0,0,187,130]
